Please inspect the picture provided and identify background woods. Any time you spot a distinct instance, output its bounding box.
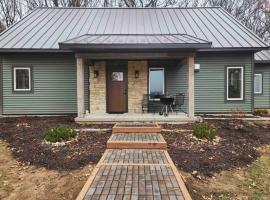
[0,0,269,43]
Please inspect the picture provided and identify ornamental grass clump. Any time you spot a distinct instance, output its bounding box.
[193,123,216,141]
[43,125,77,143]
[254,109,269,117]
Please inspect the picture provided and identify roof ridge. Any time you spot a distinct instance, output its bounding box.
[36,6,222,9]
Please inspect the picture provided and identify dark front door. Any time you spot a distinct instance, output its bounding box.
[107,62,128,113]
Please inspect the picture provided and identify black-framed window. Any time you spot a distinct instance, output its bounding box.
[226,66,244,101]
[149,68,165,99]
[13,67,31,91]
[254,73,263,94]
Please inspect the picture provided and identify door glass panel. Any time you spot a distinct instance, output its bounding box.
[111,72,123,81]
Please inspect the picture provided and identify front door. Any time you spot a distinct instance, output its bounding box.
[107,62,128,113]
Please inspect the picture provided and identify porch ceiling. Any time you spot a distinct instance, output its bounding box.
[59,34,212,50]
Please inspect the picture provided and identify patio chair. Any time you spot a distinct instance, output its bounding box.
[172,93,185,114]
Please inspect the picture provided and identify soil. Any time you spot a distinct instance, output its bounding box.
[0,116,269,200]
[0,116,113,170]
[162,120,270,176]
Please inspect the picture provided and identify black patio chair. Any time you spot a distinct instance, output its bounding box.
[172,93,185,114]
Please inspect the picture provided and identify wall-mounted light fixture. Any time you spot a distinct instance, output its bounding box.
[135,70,139,78]
[94,70,99,78]
[194,64,200,72]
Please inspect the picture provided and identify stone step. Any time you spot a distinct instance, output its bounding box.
[107,133,167,149]
[112,123,161,133]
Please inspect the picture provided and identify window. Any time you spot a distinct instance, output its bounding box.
[226,66,244,101]
[111,72,123,81]
[13,67,31,91]
[254,73,263,94]
[149,68,165,99]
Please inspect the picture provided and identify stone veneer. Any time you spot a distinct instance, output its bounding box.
[89,61,148,113]
[89,62,106,113]
[128,61,148,113]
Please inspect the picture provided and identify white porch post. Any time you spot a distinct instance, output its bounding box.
[187,55,195,118]
[77,57,85,118]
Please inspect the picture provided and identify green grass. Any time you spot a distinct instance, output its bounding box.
[245,151,270,200]
[43,125,77,143]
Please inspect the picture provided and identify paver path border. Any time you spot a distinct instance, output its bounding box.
[76,124,192,200]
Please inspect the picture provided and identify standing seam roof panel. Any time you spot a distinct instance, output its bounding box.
[50,9,83,48]
[196,9,233,47]
[16,9,61,48]
[95,9,111,34]
[33,9,75,48]
[218,8,266,47]
[0,9,41,44]
[66,8,88,39]
[202,8,242,47]
[0,7,268,50]
[182,9,209,42]
[21,9,69,48]
[166,9,186,34]
[1,9,49,48]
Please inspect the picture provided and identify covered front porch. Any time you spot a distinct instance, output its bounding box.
[58,34,212,122]
[74,52,196,123]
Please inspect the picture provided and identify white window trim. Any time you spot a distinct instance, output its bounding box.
[226,66,244,101]
[149,67,165,100]
[254,73,263,94]
[13,67,31,91]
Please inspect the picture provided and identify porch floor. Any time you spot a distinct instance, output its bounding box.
[75,113,198,123]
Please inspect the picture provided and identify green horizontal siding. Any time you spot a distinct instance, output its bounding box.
[2,53,80,114]
[0,57,2,115]
[194,52,253,113]
[254,64,270,108]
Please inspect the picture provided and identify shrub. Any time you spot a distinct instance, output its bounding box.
[193,123,216,141]
[254,109,269,117]
[43,125,77,143]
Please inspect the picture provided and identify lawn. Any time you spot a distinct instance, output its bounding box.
[0,116,269,200]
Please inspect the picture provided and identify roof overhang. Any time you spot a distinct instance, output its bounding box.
[58,34,212,51]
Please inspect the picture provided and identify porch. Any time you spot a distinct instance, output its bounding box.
[75,112,198,123]
[75,52,197,122]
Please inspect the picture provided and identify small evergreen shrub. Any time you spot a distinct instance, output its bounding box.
[254,109,269,117]
[43,125,77,143]
[193,123,216,141]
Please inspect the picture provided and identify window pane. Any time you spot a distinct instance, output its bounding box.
[254,74,262,94]
[228,68,242,99]
[16,69,30,90]
[111,72,123,81]
[149,68,164,97]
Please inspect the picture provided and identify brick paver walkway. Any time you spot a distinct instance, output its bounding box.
[76,124,192,200]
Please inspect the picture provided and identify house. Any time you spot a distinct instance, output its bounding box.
[254,50,270,109]
[0,7,269,121]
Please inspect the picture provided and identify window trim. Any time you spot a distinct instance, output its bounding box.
[13,67,32,92]
[226,66,244,101]
[254,73,263,95]
[148,67,165,100]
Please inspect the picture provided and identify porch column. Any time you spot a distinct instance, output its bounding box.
[77,57,85,118]
[187,55,195,118]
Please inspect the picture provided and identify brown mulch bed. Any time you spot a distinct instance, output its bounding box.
[0,116,113,171]
[0,116,269,177]
[162,120,270,176]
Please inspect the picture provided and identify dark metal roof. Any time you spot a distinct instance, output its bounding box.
[0,7,268,51]
[255,50,270,63]
[59,34,212,50]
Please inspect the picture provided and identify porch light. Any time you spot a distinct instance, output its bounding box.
[135,70,139,78]
[94,70,99,78]
[194,64,200,72]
